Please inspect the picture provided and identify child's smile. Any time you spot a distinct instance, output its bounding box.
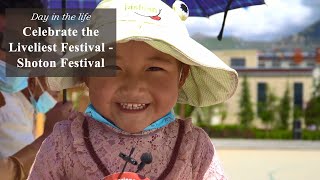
[85,40,189,133]
[118,103,149,111]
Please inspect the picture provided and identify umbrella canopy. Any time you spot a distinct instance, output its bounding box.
[167,0,265,40]
[43,0,265,16]
[164,0,265,17]
[42,0,101,9]
[43,0,265,40]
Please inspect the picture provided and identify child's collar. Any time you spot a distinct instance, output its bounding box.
[84,104,175,132]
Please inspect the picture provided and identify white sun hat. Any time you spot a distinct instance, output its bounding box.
[47,0,238,107]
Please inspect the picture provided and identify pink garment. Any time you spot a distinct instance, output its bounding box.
[28,112,226,180]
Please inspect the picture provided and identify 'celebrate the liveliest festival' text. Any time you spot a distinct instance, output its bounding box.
[8,12,114,68]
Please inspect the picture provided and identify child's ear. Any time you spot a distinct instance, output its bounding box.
[178,64,190,88]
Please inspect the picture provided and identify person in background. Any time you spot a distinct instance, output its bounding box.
[0,100,73,180]
[0,1,73,179]
[0,62,74,180]
[0,74,59,157]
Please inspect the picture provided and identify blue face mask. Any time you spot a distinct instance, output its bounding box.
[85,104,176,132]
[28,78,57,113]
[0,61,28,93]
[0,76,28,93]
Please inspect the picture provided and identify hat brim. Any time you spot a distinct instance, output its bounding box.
[47,21,238,107]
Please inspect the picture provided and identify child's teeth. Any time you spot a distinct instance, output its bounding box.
[120,103,146,110]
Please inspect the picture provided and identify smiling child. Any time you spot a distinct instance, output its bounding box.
[28,0,238,179]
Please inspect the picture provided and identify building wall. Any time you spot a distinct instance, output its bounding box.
[212,49,315,128]
[214,50,259,68]
[225,75,313,128]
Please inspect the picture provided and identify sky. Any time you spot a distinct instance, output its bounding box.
[185,0,320,41]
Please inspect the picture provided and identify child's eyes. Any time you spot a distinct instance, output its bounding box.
[147,67,164,71]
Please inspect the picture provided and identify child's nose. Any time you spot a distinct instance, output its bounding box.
[120,75,147,96]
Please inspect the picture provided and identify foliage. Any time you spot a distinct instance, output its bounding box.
[314,83,320,97]
[312,72,320,97]
[293,105,304,120]
[258,86,278,130]
[219,104,228,124]
[193,106,215,125]
[305,96,320,129]
[278,86,291,129]
[238,76,254,128]
[198,123,254,138]
[302,130,320,140]
[254,129,292,139]
[197,123,320,140]
[193,103,228,125]
[174,104,195,118]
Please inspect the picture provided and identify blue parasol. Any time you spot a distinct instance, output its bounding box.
[165,0,265,40]
[164,0,265,17]
[43,0,265,40]
[44,0,265,16]
[42,0,101,9]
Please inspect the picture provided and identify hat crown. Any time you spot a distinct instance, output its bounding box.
[93,0,189,36]
[46,0,238,107]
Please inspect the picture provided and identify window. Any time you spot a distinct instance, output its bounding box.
[272,61,281,68]
[258,62,265,68]
[257,82,267,114]
[230,58,245,67]
[294,83,303,110]
[306,61,315,67]
[290,62,300,68]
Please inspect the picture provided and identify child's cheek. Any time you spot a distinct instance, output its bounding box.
[151,81,179,109]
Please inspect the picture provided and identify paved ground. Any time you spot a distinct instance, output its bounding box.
[212,139,320,180]
[213,139,320,150]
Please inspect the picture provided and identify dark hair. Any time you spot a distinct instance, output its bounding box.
[0,0,47,51]
[0,0,44,15]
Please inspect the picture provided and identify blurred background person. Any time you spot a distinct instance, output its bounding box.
[0,1,74,179]
[0,75,59,157]
[0,61,74,179]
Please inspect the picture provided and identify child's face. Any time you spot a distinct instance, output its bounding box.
[86,41,189,133]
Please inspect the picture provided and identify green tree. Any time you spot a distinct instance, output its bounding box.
[219,103,228,124]
[192,103,227,125]
[238,76,254,128]
[278,86,291,129]
[305,96,320,130]
[293,105,304,120]
[313,81,320,97]
[312,67,320,97]
[193,106,214,125]
[258,86,278,130]
[305,67,320,129]
[174,104,195,119]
